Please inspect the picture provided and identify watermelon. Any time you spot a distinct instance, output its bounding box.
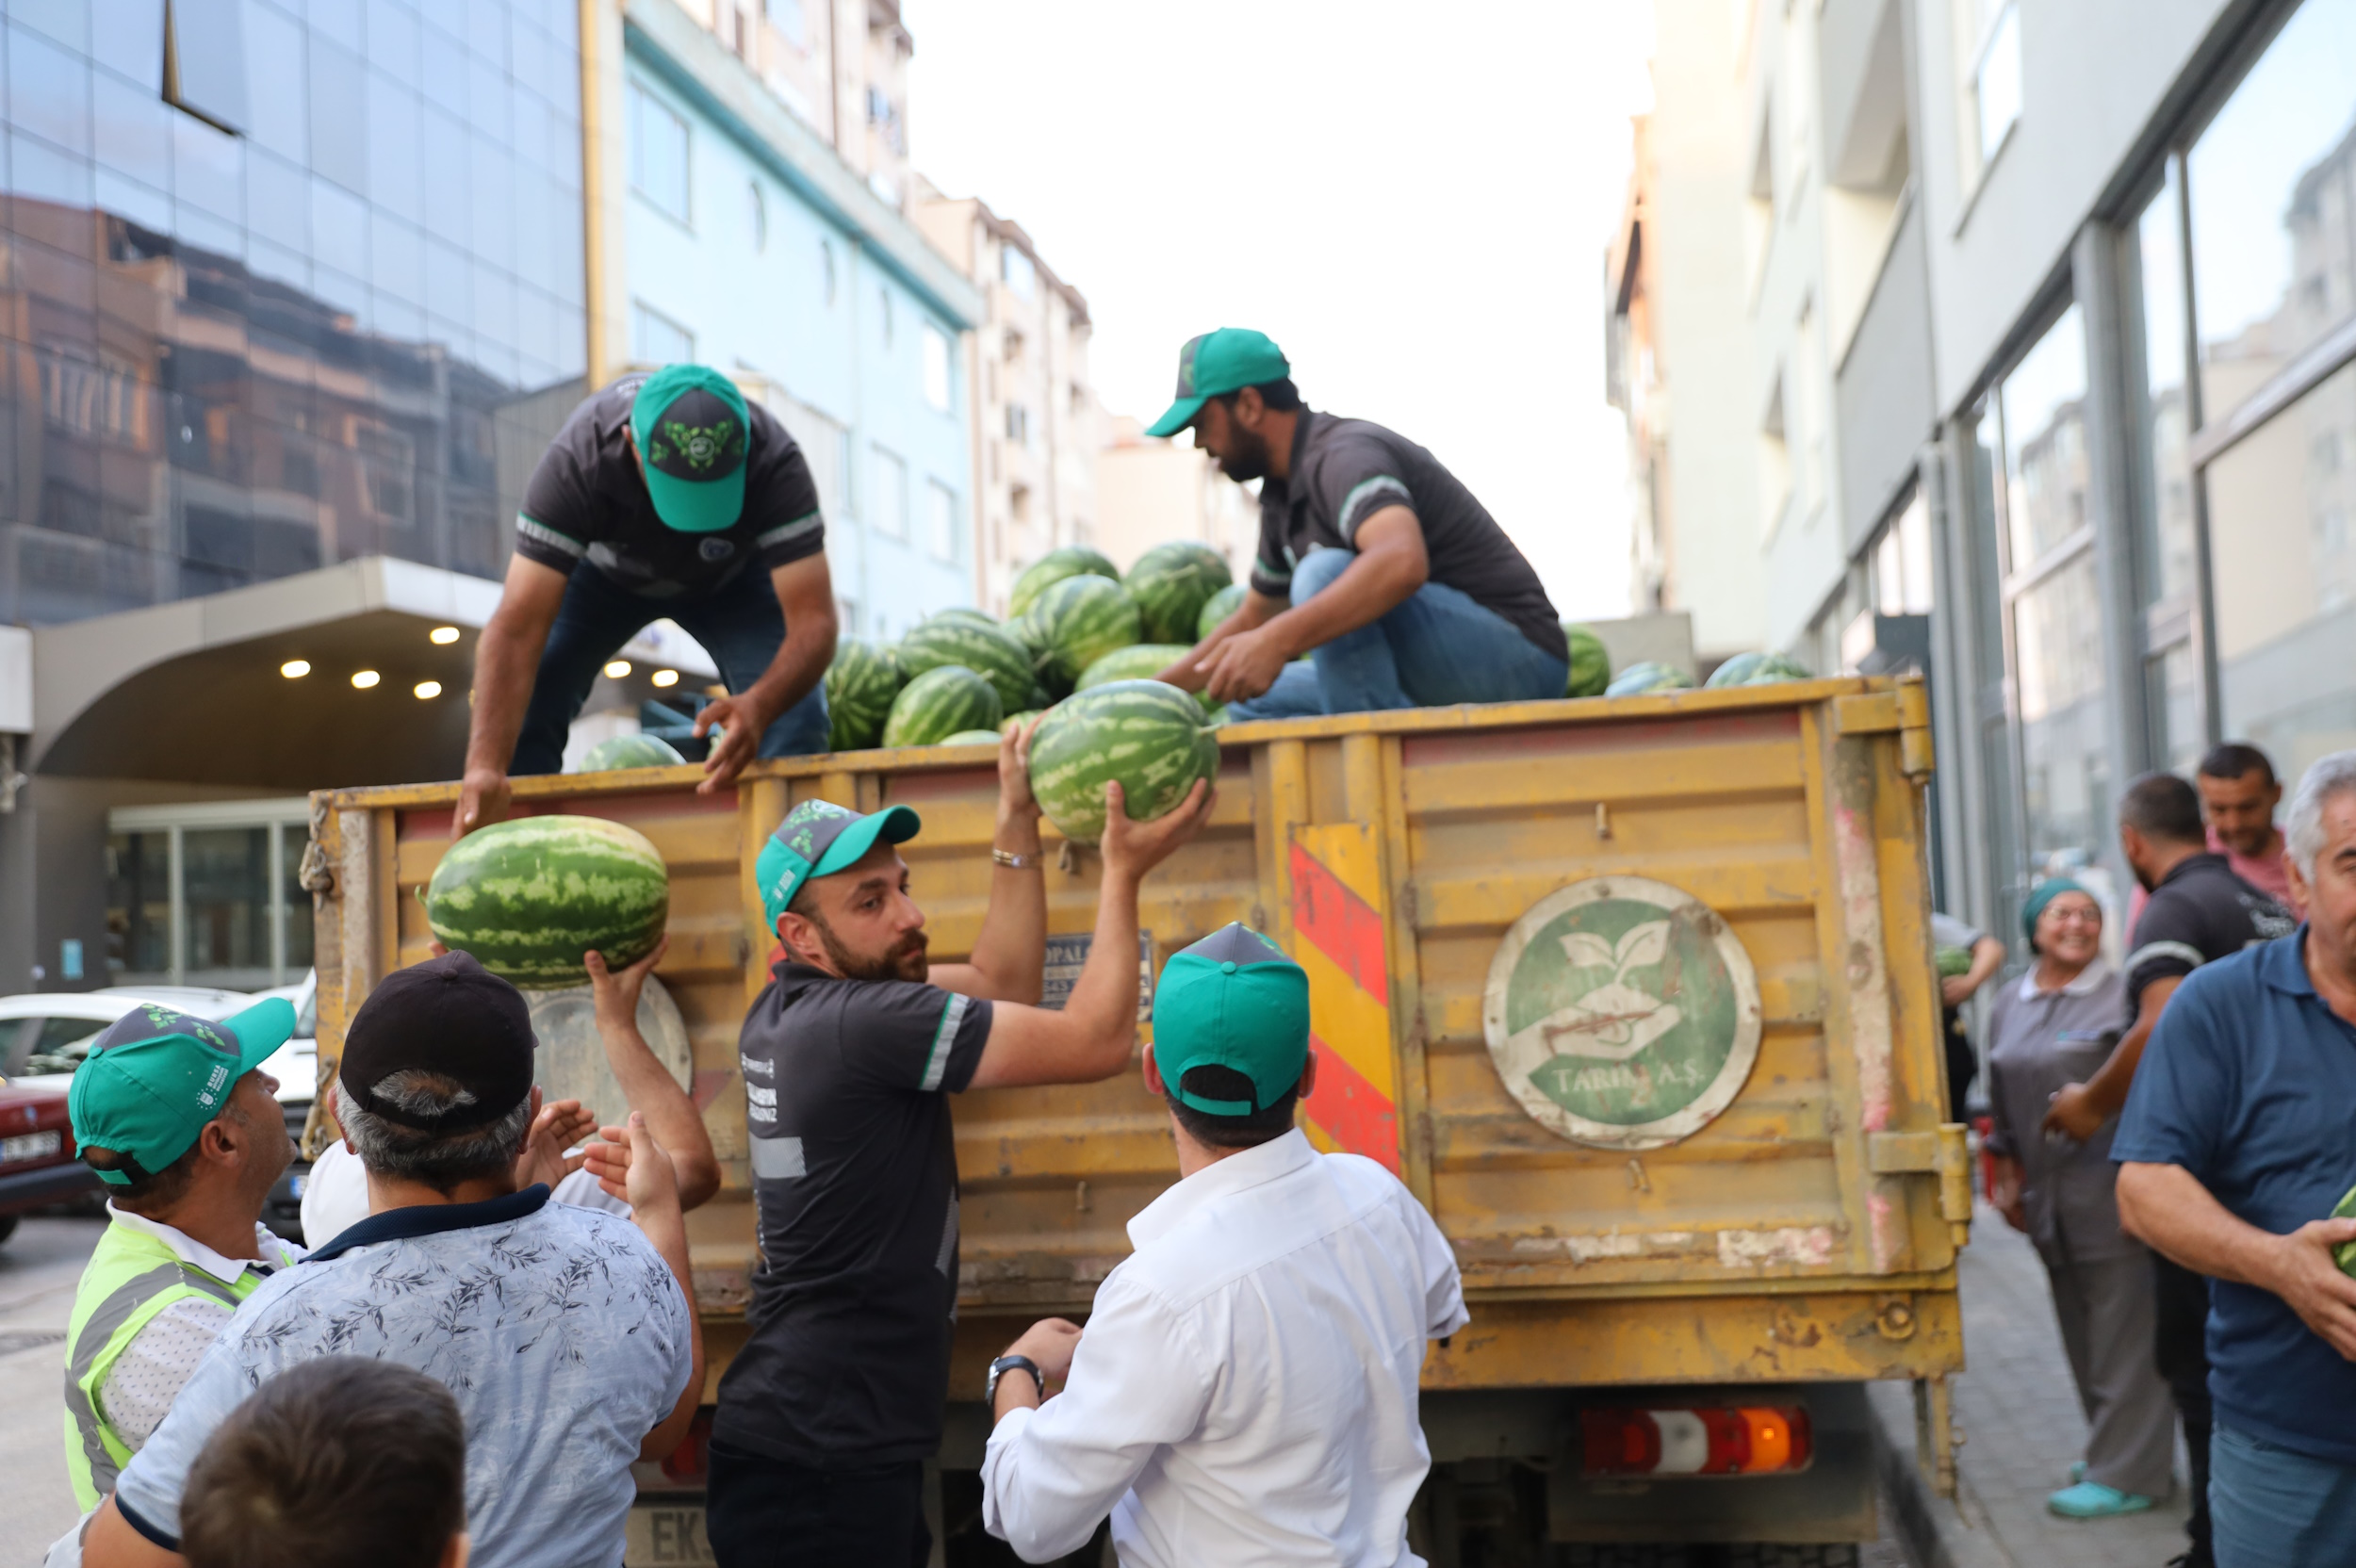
[1935,945,1973,978]
[1006,612,1070,699]
[422,815,668,988]
[1605,661,1693,696]
[1028,573,1143,688]
[1027,679,1220,845]
[941,729,1003,745]
[1744,653,1814,684]
[884,664,1003,747]
[928,607,1001,631]
[2333,1182,2356,1277]
[575,733,686,772]
[1078,644,1218,714]
[1705,652,1769,689]
[1008,545,1121,621]
[1125,542,1233,644]
[1001,709,1046,735]
[1564,624,1611,697]
[1198,583,1247,641]
[897,618,1036,716]
[826,638,906,751]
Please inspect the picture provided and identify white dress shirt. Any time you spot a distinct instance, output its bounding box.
[300,1135,626,1248]
[981,1129,1468,1567]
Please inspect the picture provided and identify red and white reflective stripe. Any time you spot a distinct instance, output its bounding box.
[1579,1405,1812,1477]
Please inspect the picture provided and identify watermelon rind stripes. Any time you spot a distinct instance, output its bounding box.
[941,729,1003,745]
[1029,574,1142,688]
[1075,644,1218,713]
[422,814,669,988]
[575,733,687,772]
[1604,660,1692,696]
[1124,542,1232,644]
[1007,545,1121,621]
[897,619,1037,715]
[1001,709,1046,735]
[826,637,907,751]
[1027,678,1219,845]
[884,664,1005,747]
[1563,623,1612,697]
[927,608,1001,632]
[1196,582,1247,641]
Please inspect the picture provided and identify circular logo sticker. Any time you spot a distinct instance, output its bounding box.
[1481,875,1762,1150]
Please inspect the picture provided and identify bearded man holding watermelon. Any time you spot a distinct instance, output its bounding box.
[1145,329,1571,719]
[707,723,1214,1568]
[455,365,840,838]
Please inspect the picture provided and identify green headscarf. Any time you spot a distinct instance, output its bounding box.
[2021,876,2092,951]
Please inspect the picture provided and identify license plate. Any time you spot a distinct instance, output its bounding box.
[625,1504,713,1565]
[0,1130,61,1164]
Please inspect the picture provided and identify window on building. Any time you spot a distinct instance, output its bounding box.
[820,239,838,306]
[1758,370,1792,539]
[871,446,908,540]
[630,301,695,366]
[164,0,250,134]
[106,806,313,988]
[1871,489,1935,616]
[1795,302,1825,515]
[1956,0,2021,189]
[629,82,692,226]
[2130,160,2201,773]
[879,288,895,347]
[926,481,960,564]
[1006,402,1031,447]
[747,181,767,253]
[1002,245,1037,300]
[923,324,953,412]
[767,0,806,47]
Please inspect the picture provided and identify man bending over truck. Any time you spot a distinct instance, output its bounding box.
[1145,328,1569,719]
[708,721,1214,1568]
[980,923,1465,1567]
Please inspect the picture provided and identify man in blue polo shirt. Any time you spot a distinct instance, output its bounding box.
[2115,749,2356,1568]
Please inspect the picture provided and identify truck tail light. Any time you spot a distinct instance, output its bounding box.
[1579,1405,1813,1477]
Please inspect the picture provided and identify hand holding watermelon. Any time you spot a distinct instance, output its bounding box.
[997,713,1046,827]
[1097,776,1217,886]
[585,935,670,1030]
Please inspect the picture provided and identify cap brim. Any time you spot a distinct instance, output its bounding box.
[1143,395,1208,440]
[810,805,924,881]
[222,996,298,1071]
[644,464,746,533]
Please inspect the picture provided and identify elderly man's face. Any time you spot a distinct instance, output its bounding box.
[2292,792,2356,967]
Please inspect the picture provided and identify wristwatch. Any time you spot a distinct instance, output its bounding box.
[987,1353,1042,1407]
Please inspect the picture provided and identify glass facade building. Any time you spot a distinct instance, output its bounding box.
[0,0,589,627]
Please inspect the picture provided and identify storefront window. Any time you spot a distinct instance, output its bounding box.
[106,831,171,978]
[183,827,271,988]
[2209,359,2356,782]
[2135,167,2199,608]
[2186,0,2356,425]
[106,808,310,987]
[2001,305,2090,569]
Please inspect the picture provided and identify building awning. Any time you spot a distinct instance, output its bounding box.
[30,557,716,792]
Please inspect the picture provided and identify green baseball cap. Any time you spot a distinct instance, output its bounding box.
[629,364,752,534]
[1151,923,1310,1115]
[756,798,924,932]
[67,997,296,1185]
[1143,329,1292,439]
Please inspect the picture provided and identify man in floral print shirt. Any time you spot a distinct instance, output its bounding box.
[79,954,702,1568]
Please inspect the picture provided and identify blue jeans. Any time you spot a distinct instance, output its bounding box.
[511,563,830,776]
[1226,547,1569,721]
[2212,1422,2356,1568]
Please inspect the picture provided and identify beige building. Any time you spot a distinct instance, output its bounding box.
[911,189,1104,615]
[1095,417,1261,581]
[666,0,915,206]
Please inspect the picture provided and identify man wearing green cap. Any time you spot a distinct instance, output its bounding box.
[456,364,841,838]
[1143,328,1570,721]
[706,729,1213,1568]
[57,998,304,1516]
[977,922,1466,1566]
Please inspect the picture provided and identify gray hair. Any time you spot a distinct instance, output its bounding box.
[2286,750,2356,879]
[335,1071,532,1194]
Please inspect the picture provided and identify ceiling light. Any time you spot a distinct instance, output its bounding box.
[651,668,679,688]
[351,669,381,689]
[429,626,461,645]
[604,660,631,678]
[414,680,443,699]
[280,660,311,678]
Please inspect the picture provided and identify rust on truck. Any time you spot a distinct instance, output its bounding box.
[305,675,1965,1413]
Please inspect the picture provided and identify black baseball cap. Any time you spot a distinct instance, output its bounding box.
[338,952,535,1131]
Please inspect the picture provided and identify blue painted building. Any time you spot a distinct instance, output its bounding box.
[603,0,982,642]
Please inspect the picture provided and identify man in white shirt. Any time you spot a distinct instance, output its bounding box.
[979,923,1466,1567]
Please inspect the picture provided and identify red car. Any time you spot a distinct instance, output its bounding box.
[0,1079,98,1246]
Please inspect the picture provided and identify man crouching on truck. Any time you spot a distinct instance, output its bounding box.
[707,720,1214,1568]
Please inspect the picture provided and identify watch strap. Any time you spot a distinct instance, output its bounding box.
[987,1353,1042,1405]
[992,848,1039,870]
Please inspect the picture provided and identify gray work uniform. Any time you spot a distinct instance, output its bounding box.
[1984,960,2177,1498]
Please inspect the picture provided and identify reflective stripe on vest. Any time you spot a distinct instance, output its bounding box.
[61,1226,252,1511]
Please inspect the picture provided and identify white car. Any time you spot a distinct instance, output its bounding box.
[0,987,259,1091]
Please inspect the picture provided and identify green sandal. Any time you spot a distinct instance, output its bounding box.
[2048,1481,2156,1519]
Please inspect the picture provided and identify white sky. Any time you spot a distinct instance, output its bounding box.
[902,0,1657,620]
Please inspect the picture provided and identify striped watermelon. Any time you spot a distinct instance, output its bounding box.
[1077,645,1219,714]
[1007,612,1070,698]
[941,729,1003,745]
[1564,624,1612,697]
[1604,661,1693,696]
[884,664,1004,747]
[1197,582,1247,641]
[422,815,668,988]
[928,608,1001,632]
[1027,679,1219,845]
[826,638,906,751]
[1008,545,1121,621]
[1001,709,1046,735]
[1125,542,1233,644]
[575,733,686,772]
[897,618,1036,715]
[1029,573,1143,688]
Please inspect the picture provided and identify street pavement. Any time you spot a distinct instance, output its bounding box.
[1885,1198,2194,1568]
[2,1215,105,1556]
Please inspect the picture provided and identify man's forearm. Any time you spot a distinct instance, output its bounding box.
[2083,977,2177,1116]
[466,620,545,774]
[745,615,833,723]
[599,1019,719,1208]
[1063,869,1144,1068]
[2119,1162,2282,1286]
[1261,549,1421,658]
[965,808,1047,1002]
[1164,595,1278,690]
[636,1201,706,1460]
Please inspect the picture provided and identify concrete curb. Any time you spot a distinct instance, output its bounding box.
[1865,1381,2015,1568]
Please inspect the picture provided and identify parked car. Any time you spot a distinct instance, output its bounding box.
[0,1078,89,1246]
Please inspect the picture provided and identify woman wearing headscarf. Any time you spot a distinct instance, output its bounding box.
[1986,878,2176,1520]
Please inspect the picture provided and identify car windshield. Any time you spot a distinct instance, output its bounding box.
[25,1018,106,1077]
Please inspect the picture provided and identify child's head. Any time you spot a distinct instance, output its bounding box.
[180,1357,467,1568]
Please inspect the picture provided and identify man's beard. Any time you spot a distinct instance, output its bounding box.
[809,912,929,982]
[1217,425,1271,483]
